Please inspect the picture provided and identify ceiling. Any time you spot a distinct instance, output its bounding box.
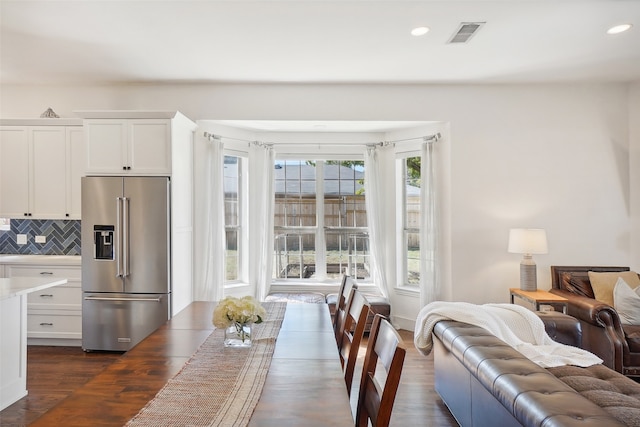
[2,0,640,86]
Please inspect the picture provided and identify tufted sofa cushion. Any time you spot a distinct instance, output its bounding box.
[548,364,640,426]
[433,320,627,426]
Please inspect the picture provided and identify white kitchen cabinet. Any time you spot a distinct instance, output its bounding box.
[77,110,197,315]
[84,118,171,175]
[5,264,82,346]
[31,127,67,217]
[66,126,85,219]
[0,120,84,219]
[0,126,31,218]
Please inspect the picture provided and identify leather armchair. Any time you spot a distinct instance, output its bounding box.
[549,265,640,377]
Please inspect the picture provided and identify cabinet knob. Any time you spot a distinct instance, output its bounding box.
[39,271,53,275]
[123,166,127,170]
[24,213,28,216]
[39,294,54,298]
[65,213,70,217]
[39,322,54,326]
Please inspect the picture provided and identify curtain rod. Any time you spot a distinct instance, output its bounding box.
[203,131,441,147]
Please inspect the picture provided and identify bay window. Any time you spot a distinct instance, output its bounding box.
[273,160,370,282]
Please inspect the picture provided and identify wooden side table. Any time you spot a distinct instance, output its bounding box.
[509,288,568,314]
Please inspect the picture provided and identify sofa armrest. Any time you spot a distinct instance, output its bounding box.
[550,289,627,373]
[550,289,618,327]
[536,311,582,347]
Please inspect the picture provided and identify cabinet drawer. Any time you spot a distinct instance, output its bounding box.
[7,265,81,280]
[27,312,82,339]
[28,285,81,307]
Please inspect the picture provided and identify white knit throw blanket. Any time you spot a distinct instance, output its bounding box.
[414,301,603,368]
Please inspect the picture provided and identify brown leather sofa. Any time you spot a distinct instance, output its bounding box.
[549,265,640,376]
[433,312,637,426]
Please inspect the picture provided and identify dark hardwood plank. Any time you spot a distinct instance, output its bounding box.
[0,316,456,427]
[0,346,121,426]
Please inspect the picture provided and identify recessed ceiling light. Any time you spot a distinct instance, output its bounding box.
[411,27,429,37]
[607,23,632,34]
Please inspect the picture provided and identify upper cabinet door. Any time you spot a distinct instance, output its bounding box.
[85,120,128,174]
[0,124,83,219]
[128,120,171,174]
[85,119,171,175]
[30,127,67,219]
[0,127,30,217]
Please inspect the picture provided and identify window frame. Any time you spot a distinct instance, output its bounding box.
[272,158,371,284]
[396,150,422,290]
[223,150,249,286]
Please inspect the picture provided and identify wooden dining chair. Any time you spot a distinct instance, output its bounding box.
[337,289,371,396]
[356,314,407,427]
[333,274,357,341]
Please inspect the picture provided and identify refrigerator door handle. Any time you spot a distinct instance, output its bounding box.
[116,197,123,278]
[123,196,130,277]
[84,296,163,302]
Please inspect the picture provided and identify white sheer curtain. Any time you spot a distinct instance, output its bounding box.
[198,136,225,301]
[364,146,390,298]
[420,140,439,307]
[249,144,275,301]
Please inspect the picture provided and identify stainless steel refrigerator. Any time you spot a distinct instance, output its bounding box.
[81,176,171,351]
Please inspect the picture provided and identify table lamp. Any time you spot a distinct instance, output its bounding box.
[508,228,548,291]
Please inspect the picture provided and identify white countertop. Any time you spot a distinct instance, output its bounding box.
[0,255,81,265]
[0,277,68,301]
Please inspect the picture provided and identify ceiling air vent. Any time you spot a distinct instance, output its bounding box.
[448,22,485,44]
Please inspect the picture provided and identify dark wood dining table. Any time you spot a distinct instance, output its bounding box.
[29,301,354,426]
[249,302,354,426]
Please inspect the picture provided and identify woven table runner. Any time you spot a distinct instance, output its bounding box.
[126,302,287,427]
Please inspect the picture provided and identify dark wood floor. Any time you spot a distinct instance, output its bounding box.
[0,330,457,427]
[0,346,121,426]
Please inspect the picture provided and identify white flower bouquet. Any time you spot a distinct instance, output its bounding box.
[212,296,266,328]
[213,296,266,347]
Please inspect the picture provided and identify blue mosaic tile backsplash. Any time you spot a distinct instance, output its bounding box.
[0,219,81,255]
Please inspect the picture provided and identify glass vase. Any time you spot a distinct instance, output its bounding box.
[224,322,252,348]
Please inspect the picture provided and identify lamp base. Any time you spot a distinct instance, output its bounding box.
[520,259,537,292]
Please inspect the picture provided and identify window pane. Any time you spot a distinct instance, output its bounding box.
[405,157,420,227]
[324,161,366,227]
[224,155,240,281]
[325,231,370,280]
[274,232,316,278]
[274,160,316,227]
[225,229,238,281]
[406,232,420,285]
[404,156,421,286]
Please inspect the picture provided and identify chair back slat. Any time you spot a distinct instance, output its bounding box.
[333,275,357,340]
[356,314,406,427]
[338,289,370,396]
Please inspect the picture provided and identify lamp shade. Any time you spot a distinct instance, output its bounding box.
[507,228,548,255]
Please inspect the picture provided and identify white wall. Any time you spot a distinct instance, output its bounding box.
[630,82,640,273]
[1,82,635,330]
